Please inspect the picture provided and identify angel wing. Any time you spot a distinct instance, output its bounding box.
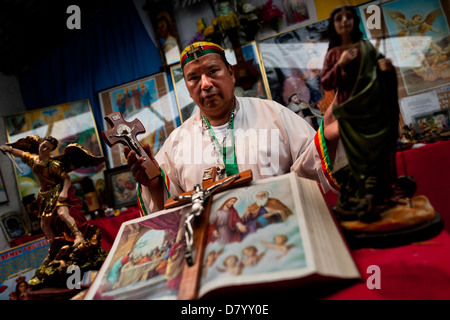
[424,8,442,26]
[383,8,411,36]
[52,143,104,173]
[384,8,406,23]
[6,134,42,154]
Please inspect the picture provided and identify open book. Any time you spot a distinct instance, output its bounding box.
[84,172,360,300]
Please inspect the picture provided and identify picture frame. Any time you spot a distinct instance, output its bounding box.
[71,178,91,216]
[413,108,450,138]
[98,72,181,168]
[380,0,450,96]
[146,0,182,68]
[170,41,270,122]
[104,165,138,209]
[258,19,335,130]
[3,99,106,199]
[0,212,28,241]
[0,170,8,204]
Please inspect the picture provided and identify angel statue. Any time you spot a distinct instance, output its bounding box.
[0,135,104,250]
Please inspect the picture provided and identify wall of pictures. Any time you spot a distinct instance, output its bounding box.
[170,0,450,141]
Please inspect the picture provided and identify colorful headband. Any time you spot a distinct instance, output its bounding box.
[180,41,225,70]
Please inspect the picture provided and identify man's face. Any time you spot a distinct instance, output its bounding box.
[183,54,235,122]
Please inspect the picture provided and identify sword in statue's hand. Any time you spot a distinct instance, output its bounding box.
[1,148,24,174]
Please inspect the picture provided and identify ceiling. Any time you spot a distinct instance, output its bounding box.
[0,0,109,75]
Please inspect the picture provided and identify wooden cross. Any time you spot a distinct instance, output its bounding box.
[101,112,161,181]
[168,167,252,298]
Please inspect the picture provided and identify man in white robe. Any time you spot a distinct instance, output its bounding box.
[124,41,344,216]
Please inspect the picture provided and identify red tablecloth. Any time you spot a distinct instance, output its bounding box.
[321,140,450,299]
[87,207,141,251]
[326,230,450,300]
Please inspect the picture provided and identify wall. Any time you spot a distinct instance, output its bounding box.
[0,73,27,252]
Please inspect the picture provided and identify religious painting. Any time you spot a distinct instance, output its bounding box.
[198,173,306,297]
[0,237,49,300]
[0,212,27,241]
[3,99,105,199]
[381,0,450,95]
[104,166,138,209]
[170,41,270,122]
[147,0,182,67]
[170,64,197,123]
[98,72,181,168]
[244,0,318,40]
[84,205,191,300]
[413,108,450,138]
[258,19,335,130]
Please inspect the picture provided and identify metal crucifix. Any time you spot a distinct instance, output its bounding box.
[166,169,253,267]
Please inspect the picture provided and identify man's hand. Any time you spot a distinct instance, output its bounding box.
[124,143,161,188]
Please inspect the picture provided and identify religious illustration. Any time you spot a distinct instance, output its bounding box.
[3,100,105,199]
[382,0,450,94]
[98,73,180,168]
[258,19,334,129]
[86,206,190,300]
[199,177,306,295]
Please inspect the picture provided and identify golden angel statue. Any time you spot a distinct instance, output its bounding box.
[1,135,104,249]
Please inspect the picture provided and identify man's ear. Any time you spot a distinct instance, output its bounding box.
[228,64,236,84]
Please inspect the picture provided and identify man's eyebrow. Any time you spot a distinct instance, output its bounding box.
[186,62,222,77]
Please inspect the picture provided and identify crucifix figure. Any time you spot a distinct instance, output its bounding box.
[166,169,252,267]
[174,173,240,266]
[102,112,161,181]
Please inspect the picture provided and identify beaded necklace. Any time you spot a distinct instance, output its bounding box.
[201,104,239,177]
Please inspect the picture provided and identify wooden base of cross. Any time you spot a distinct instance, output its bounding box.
[169,167,252,300]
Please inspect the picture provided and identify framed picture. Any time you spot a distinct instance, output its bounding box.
[71,178,91,215]
[258,19,334,130]
[98,72,181,168]
[381,0,450,96]
[3,99,105,199]
[146,0,182,68]
[0,170,8,204]
[413,108,450,138]
[1,212,27,241]
[170,41,270,122]
[104,165,138,209]
[170,63,197,123]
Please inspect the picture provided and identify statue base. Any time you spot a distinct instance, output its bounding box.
[339,195,444,249]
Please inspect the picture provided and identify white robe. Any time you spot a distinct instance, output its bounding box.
[139,96,345,214]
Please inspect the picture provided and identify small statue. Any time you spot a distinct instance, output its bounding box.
[1,135,104,256]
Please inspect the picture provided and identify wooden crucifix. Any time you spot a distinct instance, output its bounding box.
[101,112,161,181]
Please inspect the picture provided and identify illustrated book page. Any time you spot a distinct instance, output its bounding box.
[197,173,360,298]
[84,204,191,300]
